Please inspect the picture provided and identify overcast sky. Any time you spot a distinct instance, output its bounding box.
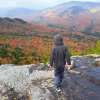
[0,0,100,9]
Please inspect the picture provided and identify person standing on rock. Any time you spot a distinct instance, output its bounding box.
[50,34,72,92]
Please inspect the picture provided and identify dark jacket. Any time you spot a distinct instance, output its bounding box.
[50,34,71,68]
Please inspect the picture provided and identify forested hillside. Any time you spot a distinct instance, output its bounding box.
[0,17,99,65]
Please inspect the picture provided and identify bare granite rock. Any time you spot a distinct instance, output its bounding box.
[0,55,100,100]
[86,54,100,58]
[94,58,100,66]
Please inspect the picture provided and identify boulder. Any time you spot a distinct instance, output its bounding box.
[94,58,100,66]
[0,64,31,93]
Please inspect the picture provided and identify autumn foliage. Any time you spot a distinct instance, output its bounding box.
[0,18,97,65]
[0,35,94,65]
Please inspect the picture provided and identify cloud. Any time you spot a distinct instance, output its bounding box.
[0,0,99,9]
[0,0,60,8]
[0,0,16,8]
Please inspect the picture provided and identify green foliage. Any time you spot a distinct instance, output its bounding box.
[0,44,51,65]
[67,47,76,56]
[83,25,100,38]
[42,51,50,64]
[11,47,25,64]
[70,51,76,56]
[0,44,10,58]
[66,34,85,41]
[1,40,99,65]
[31,51,37,56]
[85,40,100,54]
[47,24,64,29]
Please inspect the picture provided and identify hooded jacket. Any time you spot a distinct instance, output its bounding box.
[50,34,71,68]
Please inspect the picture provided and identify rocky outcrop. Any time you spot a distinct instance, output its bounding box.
[94,58,100,66]
[86,54,100,58]
[0,55,100,100]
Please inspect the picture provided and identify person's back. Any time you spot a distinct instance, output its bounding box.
[50,34,71,92]
[51,45,70,68]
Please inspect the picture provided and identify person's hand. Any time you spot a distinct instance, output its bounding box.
[48,64,54,69]
[65,65,72,70]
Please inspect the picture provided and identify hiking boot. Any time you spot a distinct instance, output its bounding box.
[56,87,61,92]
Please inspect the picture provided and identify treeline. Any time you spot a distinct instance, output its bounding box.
[0,35,98,65]
[0,40,99,65]
[0,44,50,65]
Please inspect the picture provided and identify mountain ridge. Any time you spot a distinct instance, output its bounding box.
[0,17,99,40]
[0,17,62,37]
[31,1,100,38]
[0,7,39,21]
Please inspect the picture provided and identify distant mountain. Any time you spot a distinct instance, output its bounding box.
[0,17,60,37]
[32,1,100,38]
[0,8,39,21]
[0,17,98,42]
[0,8,13,17]
[6,8,34,15]
[0,17,27,24]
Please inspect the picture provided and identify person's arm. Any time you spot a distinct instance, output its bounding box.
[50,48,55,68]
[65,47,72,70]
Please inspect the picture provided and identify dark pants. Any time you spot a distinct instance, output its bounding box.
[54,67,64,88]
